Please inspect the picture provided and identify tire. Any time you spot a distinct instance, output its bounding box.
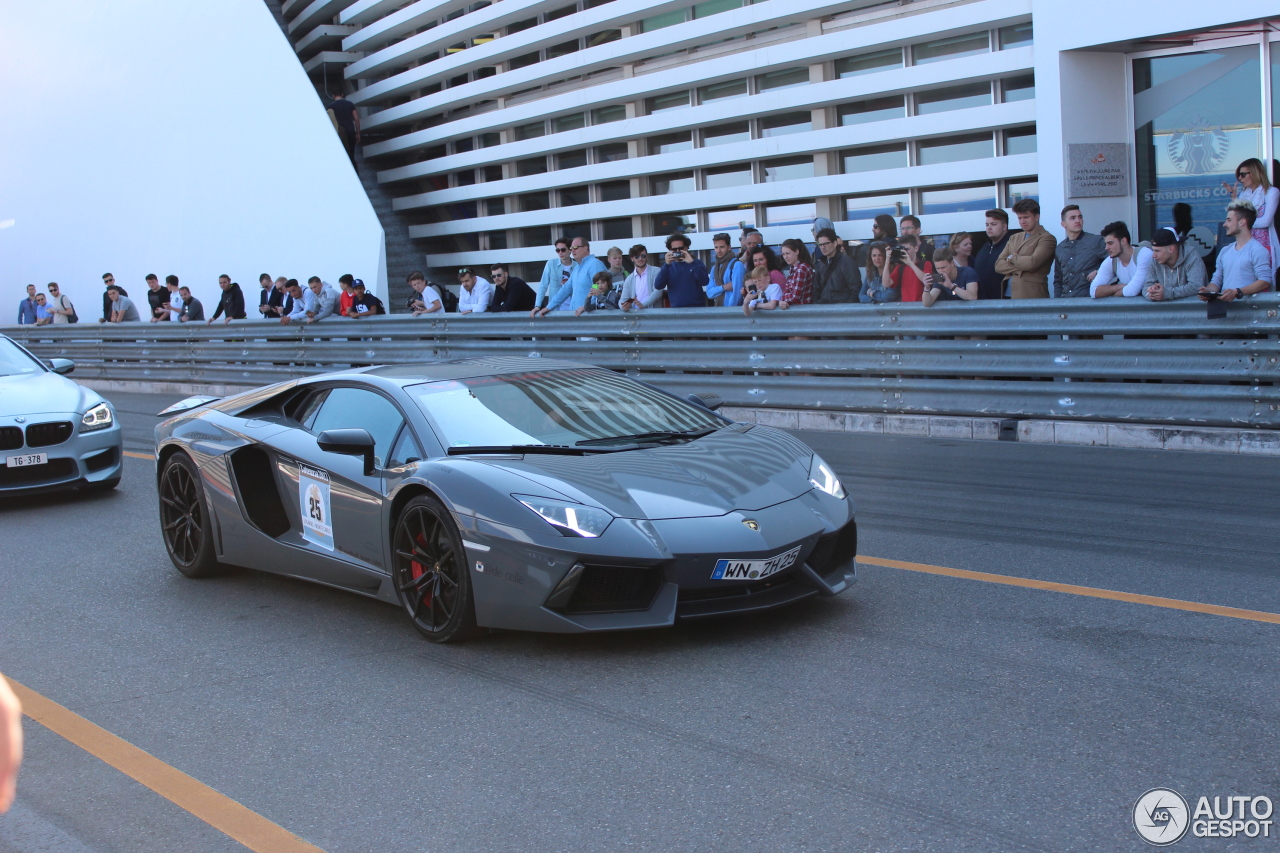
[84,477,120,492]
[391,494,481,643]
[158,452,222,578]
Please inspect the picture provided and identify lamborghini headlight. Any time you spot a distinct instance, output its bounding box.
[515,495,613,538]
[808,455,846,499]
[81,403,114,432]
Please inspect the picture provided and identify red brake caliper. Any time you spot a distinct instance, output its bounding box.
[412,533,432,611]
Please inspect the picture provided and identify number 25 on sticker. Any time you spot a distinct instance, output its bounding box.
[299,465,333,550]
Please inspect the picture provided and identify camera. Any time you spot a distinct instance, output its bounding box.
[889,246,909,264]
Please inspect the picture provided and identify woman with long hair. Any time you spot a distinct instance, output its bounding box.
[744,245,786,300]
[860,242,896,302]
[779,238,814,305]
[1224,158,1280,267]
[949,231,974,268]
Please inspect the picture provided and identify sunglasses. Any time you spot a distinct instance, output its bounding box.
[458,268,472,275]
[555,247,570,253]
[1237,171,1249,178]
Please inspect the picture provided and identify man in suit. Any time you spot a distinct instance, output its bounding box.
[994,199,1056,299]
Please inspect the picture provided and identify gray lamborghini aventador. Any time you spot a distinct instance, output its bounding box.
[154,357,856,641]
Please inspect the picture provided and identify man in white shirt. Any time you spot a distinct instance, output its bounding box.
[406,272,443,316]
[457,269,494,315]
[621,244,662,310]
[1090,221,1153,298]
[164,276,184,322]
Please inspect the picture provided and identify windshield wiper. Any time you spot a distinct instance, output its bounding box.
[575,427,719,447]
[446,444,639,456]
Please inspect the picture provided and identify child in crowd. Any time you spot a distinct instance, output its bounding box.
[579,271,620,313]
[743,266,786,314]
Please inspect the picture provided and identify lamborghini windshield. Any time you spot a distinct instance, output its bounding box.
[0,338,45,378]
[409,369,724,449]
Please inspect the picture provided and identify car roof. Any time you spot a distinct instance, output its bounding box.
[361,356,596,385]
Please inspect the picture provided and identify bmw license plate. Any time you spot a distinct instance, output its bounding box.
[6,453,47,468]
[711,546,801,581]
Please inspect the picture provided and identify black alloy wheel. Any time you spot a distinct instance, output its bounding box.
[392,494,479,643]
[159,452,220,577]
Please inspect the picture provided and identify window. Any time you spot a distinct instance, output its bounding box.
[475,66,496,79]
[835,48,903,78]
[558,149,588,169]
[918,133,993,165]
[553,113,586,133]
[545,5,576,21]
[913,32,989,64]
[485,198,506,216]
[595,142,629,162]
[599,180,631,201]
[483,165,504,182]
[388,427,424,468]
[508,17,537,33]
[1004,179,1039,206]
[842,143,908,174]
[520,192,551,211]
[485,230,508,250]
[694,0,741,18]
[308,388,405,469]
[592,104,626,124]
[561,221,591,241]
[588,29,621,47]
[652,212,696,234]
[998,22,1033,49]
[516,157,547,177]
[510,52,540,70]
[1004,127,1037,156]
[838,95,905,125]
[451,201,478,219]
[648,132,693,155]
[515,121,545,141]
[844,191,910,221]
[1002,74,1035,102]
[915,82,992,115]
[764,200,816,226]
[454,170,476,186]
[756,68,809,91]
[705,163,753,189]
[760,112,811,137]
[707,206,756,230]
[454,137,474,154]
[919,183,996,214]
[479,132,501,148]
[547,40,579,60]
[601,218,633,240]
[641,9,685,32]
[560,185,590,206]
[651,172,695,195]
[762,156,814,182]
[647,91,691,114]
[703,121,750,146]
[699,79,747,103]
[522,226,552,247]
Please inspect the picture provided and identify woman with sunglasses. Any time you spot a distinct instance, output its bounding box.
[1223,158,1280,270]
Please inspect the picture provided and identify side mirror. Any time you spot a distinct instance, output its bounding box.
[317,428,376,475]
[686,392,723,411]
[48,358,75,375]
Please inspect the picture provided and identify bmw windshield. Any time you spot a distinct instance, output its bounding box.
[0,338,46,378]
[409,369,725,449]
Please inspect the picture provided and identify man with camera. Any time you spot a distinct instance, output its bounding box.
[881,235,931,302]
[653,232,709,308]
[921,247,978,306]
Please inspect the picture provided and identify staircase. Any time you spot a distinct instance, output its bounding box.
[263,0,422,312]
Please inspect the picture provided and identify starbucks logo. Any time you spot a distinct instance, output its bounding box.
[1167,111,1229,176]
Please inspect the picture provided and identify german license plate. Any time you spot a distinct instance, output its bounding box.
[711,546,801,581]
[6,453,48,468]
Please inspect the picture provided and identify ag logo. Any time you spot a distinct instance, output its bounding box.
[742,519,760,531]
[1134,788,1190,846]
[1168,111,1229,176]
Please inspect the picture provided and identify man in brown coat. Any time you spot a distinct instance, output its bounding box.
[995,198,1057,298]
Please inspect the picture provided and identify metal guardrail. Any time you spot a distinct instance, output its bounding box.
[7,297,1280,428]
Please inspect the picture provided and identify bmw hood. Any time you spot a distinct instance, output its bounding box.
[0,372,98,417]
[474,425,818,519]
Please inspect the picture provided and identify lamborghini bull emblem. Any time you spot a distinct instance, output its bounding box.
[743,519,760,531]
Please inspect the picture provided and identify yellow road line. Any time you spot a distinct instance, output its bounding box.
[5,677,327,853]
[123,450,154,460]
[859,555,1280,625]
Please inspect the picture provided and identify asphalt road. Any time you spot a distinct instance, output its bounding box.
[1,391,1277,852]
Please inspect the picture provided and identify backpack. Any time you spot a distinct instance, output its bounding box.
[440,286,459,313]
[58,294,79,323]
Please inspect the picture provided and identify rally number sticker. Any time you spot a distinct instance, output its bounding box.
[299,464,334,550]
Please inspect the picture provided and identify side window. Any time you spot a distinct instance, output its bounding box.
[296,390,330,430]
[388,426,424,467]
[308,387,405,467]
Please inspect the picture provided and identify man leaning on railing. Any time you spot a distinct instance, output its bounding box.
[1144,228,1206,302]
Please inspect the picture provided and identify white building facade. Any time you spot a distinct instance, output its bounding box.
[295,0,1280,282]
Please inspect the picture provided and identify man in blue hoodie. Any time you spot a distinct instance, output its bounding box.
[653,233,709,307]
[536,237,605,316]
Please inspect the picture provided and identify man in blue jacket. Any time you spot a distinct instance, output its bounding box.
[532,237,574,311]
[704,233,745,307]
[654,233,709,307]
[16,285,38,324]
[536,237,605,316]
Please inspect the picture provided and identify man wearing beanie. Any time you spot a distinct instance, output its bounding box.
[1144,228,1207,302]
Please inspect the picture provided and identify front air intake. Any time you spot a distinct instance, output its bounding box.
[558,564,664,614]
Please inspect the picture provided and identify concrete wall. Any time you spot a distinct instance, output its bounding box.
[0,0,384,322]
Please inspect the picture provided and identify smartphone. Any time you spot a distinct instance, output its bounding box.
[1202,291,1220,301]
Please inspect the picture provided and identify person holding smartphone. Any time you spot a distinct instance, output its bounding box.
[921,247,978,306]
[653,232,709,308]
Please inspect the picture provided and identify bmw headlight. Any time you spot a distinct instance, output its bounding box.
[808,455,846,499]
[81,403,114,432]
[514,495,613,538]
